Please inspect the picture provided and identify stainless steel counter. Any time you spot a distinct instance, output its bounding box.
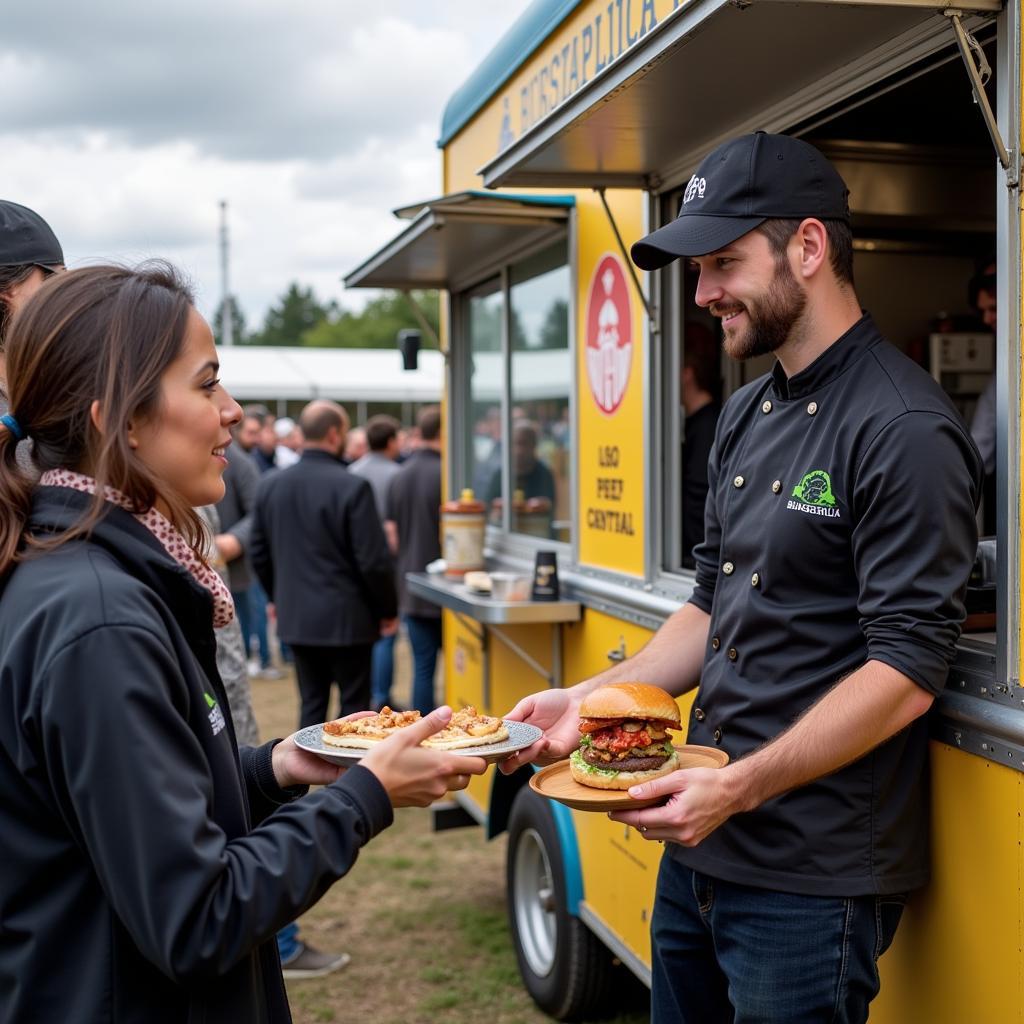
[407,573,581,624]
[407,572,580,700]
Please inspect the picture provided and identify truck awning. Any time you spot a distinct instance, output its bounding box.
[480,0,1000,190]
[344,191,573,291]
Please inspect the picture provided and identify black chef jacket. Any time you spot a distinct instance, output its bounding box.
[676,314,982,897]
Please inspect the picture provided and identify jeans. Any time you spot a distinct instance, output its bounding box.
[277,921,300,963]
[248,580,271,668]
[370,633,395,709]
[651,857,906,1024]
[403,615,442,717]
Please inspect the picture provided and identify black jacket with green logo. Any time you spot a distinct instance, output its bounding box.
[679,314,982,896]
[0,487,393,1022]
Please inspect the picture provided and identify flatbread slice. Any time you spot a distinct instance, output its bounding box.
[322,706,421,748]
[422,706,510,750]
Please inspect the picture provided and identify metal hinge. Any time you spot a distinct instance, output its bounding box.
[945,11,1018,188]
[607,637,627,663]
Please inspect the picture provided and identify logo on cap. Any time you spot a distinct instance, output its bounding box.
[683,175,706,204]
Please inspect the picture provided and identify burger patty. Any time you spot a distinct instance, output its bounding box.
[581,747,670,773]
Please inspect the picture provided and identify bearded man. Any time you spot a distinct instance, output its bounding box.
[502,133,982,1024]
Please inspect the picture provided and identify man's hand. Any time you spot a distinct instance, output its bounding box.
[380,617,399,637]
[215,533,243,563]
[498,688,581,774]
[608,766,744,846]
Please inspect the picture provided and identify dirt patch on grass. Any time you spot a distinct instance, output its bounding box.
[249,647,648,1024]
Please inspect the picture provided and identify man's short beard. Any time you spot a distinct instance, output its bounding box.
[723,257,806,361]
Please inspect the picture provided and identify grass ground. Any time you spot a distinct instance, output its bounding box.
[249,637,649,1024]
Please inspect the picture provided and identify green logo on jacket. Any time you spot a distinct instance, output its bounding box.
[204,692,226,736]
[791,470,837,507]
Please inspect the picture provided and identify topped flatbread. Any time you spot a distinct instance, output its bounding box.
[423,706,510,750]
[321,705,509,751]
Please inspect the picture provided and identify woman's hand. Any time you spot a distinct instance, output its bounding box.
[361,706,488,807]
[272,711,375,789]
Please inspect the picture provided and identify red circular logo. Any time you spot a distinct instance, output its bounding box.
[585,254,633,415]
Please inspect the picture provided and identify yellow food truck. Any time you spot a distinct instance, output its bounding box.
[346,0,1021,1018]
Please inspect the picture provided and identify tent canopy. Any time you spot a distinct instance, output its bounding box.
[215,346,444,403]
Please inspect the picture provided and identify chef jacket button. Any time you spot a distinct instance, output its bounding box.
[751,572,760,587]
[713,728,723,743]
[807,401,818,415]
[762,400,773,414]
[711,635,721,651]
[694,708,706,722]
[772,479,782,494]
[727,646,738,661]
[733,475,745,488]
[722,561,735,576]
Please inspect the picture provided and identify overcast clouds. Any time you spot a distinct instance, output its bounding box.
[0,2,533,327]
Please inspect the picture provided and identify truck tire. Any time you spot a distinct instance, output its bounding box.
[506,787,617,1021]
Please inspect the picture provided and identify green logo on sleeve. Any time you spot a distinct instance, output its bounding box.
[792,470,837,507]
[204,691,226,735]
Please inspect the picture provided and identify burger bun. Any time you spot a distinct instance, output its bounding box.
[578,682,680,727]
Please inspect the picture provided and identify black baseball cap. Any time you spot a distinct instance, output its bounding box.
[0,200,64,271]
[631,132,850,270]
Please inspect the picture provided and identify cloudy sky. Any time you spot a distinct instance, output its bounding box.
[0,2,533,330]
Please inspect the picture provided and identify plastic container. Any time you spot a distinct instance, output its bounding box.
[489,572,532,601]
[441,489,486,579]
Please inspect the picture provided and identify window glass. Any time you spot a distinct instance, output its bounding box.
[507,243,571,542]
[464,278,504,504]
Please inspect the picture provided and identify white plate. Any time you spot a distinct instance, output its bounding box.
[295,719,543,767]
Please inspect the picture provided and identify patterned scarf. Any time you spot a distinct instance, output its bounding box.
[39,468,235,628]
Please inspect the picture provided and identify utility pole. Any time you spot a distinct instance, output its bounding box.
[219,199,233,346]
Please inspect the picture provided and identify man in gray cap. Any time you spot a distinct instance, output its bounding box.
[0,201,65,464]
[504,132,981,1023]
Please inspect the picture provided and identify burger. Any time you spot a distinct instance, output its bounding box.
[569,682,681,790]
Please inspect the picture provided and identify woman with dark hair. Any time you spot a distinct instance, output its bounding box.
[0,263,485,1023]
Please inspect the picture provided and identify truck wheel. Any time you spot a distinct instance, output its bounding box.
[506,787,616,1021]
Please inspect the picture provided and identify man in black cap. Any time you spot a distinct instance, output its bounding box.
[0,200,64,354]
[503,133,981,1022]
[0,201,65,463]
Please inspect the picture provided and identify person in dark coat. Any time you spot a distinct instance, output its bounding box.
[0,263,485,1024]
[385,405,443,716]
[679,321,721,568]
[250,399,399,730]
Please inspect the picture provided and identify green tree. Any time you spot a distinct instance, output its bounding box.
[213,295,248,347]
[302,290,440,349]
[246,283,331,347]
[539,298,569,350]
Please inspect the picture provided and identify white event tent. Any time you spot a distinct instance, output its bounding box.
[215,346,569,420]
[214,346,444,420]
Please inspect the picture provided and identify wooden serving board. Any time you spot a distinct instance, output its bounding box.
[529,744,730,812]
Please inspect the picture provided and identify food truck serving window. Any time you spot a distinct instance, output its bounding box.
[459,239,572,547]
[653,34,1007,664]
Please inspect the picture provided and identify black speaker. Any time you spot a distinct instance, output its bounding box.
[398,328,421,371]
